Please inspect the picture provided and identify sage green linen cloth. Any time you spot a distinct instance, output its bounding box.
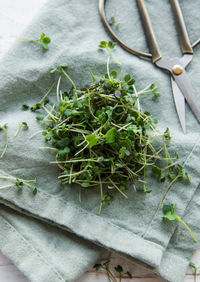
[0,0,199,281]
[0,204,102,282]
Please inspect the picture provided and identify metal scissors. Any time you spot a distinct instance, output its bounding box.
[99,0,200,133]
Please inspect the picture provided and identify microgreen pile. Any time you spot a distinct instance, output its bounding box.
[42,69,159,207]
[25,41,189,214]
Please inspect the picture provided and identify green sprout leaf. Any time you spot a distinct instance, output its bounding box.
[50,64,68,74]
[98,40,107,48]
[81,182,91,188]
[105,128,116,144]
[163,203,197,242]
[86,134,98,147]
[108,40,117,49]
[21,104,29,111]
[94,264,102,271]
[18,32,51,50]
[39,33,51,49]
[36,115,44,121]
[32,186,37,195]
[110,70,117,79]
[58,147,70,156]
[115,265,123,273]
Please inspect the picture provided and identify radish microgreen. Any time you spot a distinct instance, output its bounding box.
[190,263,200,282]
[21,104,29,111]
[163,203,197,243]
[94,260,132,281]
[14,122,28,137]
[18,32,51,50]
[26,41,189,214]
[0,176,37,195]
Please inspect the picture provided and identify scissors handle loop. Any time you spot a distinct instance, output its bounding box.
[99,0,152,59]
[99,0,200,61]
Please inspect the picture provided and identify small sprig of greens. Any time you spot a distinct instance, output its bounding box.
[0,176,37,195]
[163,203,197,243]
[94,260,132,282]
[153,129,190,209]
[190,262,200,282]
[30,41,187,214]
[36,115,44,121]
[30,82,55,112]
[108,16,119,30]
[18,32,51,50]
[0,124,8,159]
[14,122,29,137]
[21,104,29,111]
[150,84,160,100]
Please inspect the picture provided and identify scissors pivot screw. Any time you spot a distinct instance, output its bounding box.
[172,65,183,75]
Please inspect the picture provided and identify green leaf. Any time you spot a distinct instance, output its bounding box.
[94,264,102,271]
[152,165,162,177]
[115,265,123,273]
[40,32,45,39]
[36,115,44,121]
[108,40,116,49]
[56,138,70,147]
[105,128,116,143]
[125,271,133,278]
[21,104,29,111]
[102,194,112,205]
[164,128,171,140]
[81,182,91,188]
[163,203,177,221]
[20,122,28,130]
[163,203,176,214]
[126,124,138,133]
[50,64,67,74]
[15,179,23,188]
[32,186,37,195]
[190,262,197,270]
[163,211,176,221]
[115,163,123,168]
[123,74,131,82]
[127,78,135,85]
[145,189,152,193]
[42,36,51,44]
[98,40,107,48]
[184,172,191,181]
[30,103,41,112]
[119,147,126,158]
[125,271,132,278]
[86,134,98,147]
[58,147,70,156]
[110,70,117,78]
[39,33,51,49]
[41,42,49,49]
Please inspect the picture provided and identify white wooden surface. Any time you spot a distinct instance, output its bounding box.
[0,0,199,281]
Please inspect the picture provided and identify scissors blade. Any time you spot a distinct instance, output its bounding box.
[156,57,200,123]
[171,77,186,133]
[173,70,200,123]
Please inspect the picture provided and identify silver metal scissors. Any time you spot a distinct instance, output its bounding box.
[99,0,200,133]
